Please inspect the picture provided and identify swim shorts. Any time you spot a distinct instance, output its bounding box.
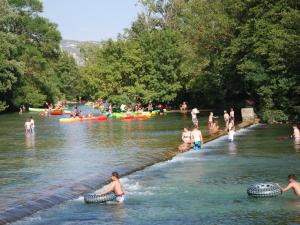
[193,141,201,150]
[116,194,125,203]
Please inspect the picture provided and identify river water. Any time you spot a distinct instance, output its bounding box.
[0,108,212,223]
[1,110,300,224]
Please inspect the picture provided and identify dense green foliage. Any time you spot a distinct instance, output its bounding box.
[1,0,299,121]
[78,0,299,120]
[0,0,78,111]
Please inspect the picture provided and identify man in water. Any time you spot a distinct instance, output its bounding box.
[230,108,235,121]
[191,125,203,150]
[277,174,300,196]
[30,116,35,133]
[191,108,200,127]
[100,172,125,202]
[208,112,218,128]
[24,118,32,134]
[224,110,230,129]
[292,125,300,139]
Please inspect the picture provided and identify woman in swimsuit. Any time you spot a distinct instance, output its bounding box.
[182,128,191,144]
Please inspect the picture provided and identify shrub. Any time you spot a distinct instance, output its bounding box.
[261,110,289,124]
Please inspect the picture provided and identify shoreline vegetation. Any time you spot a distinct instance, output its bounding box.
[0,118,257,224]
[0,0,299,123]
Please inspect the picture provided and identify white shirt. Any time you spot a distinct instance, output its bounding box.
[30,119,35,128]
[191,108,199,119]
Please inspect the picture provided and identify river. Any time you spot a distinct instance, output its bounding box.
[0,108,212,223]
[1,109,300,224]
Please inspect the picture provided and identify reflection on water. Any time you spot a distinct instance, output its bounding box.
[25,133,35,149]
[228,141,237,154]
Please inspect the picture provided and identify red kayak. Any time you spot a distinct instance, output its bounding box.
[81,116,108,121]
[59,116,108,123]
[51,109,63,115]
[120,115,135,120]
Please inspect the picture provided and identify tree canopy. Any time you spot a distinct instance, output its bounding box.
[1,0,299,121]
[0,0,78,111]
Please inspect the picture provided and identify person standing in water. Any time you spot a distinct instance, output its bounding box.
[24,118,32,134]
[230,108,235,122]
[191,125,203,150]
[180,102,188,112]
[182,128,191,144]
[228,126,235,142]
[292,125,300,139]
[208,112,218,128]
[179,128,192,152]
[30,116,35,133]
[100,172,125,202]
[191,108,200,127]
[277,174,300,196]
[224,110,230,129]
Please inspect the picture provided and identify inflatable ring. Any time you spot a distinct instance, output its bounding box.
[84,192,116,203]
[247,183,281,198]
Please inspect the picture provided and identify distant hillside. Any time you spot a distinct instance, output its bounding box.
[60,40,101,65]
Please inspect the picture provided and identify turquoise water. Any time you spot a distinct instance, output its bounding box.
[12,124,300,225]
[0,109,214,223]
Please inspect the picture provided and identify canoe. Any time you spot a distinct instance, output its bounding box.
[59,116,108,123]
[51,109,63,115]
[29,107,45,112]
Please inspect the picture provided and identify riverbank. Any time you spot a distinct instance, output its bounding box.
[0,114,256,224]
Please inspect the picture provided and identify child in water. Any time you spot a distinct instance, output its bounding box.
[228,127,235,142]
[99,172,125,203]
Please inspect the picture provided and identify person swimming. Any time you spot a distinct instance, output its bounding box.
[99,172,125,203]
[276,174,300,196]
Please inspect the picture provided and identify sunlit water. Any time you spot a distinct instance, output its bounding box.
[9,124,300,225]
[0,108,215,223]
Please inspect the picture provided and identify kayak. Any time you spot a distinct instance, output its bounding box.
[59,116,108,123]
[134,115,147,119]
[112,112,127,118]
[120,115,135,120]
[29,107,45,112]
[51,109,63,115]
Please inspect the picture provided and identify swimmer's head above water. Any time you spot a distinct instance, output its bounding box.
[288,174,297,182]
[112,172,120,180]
